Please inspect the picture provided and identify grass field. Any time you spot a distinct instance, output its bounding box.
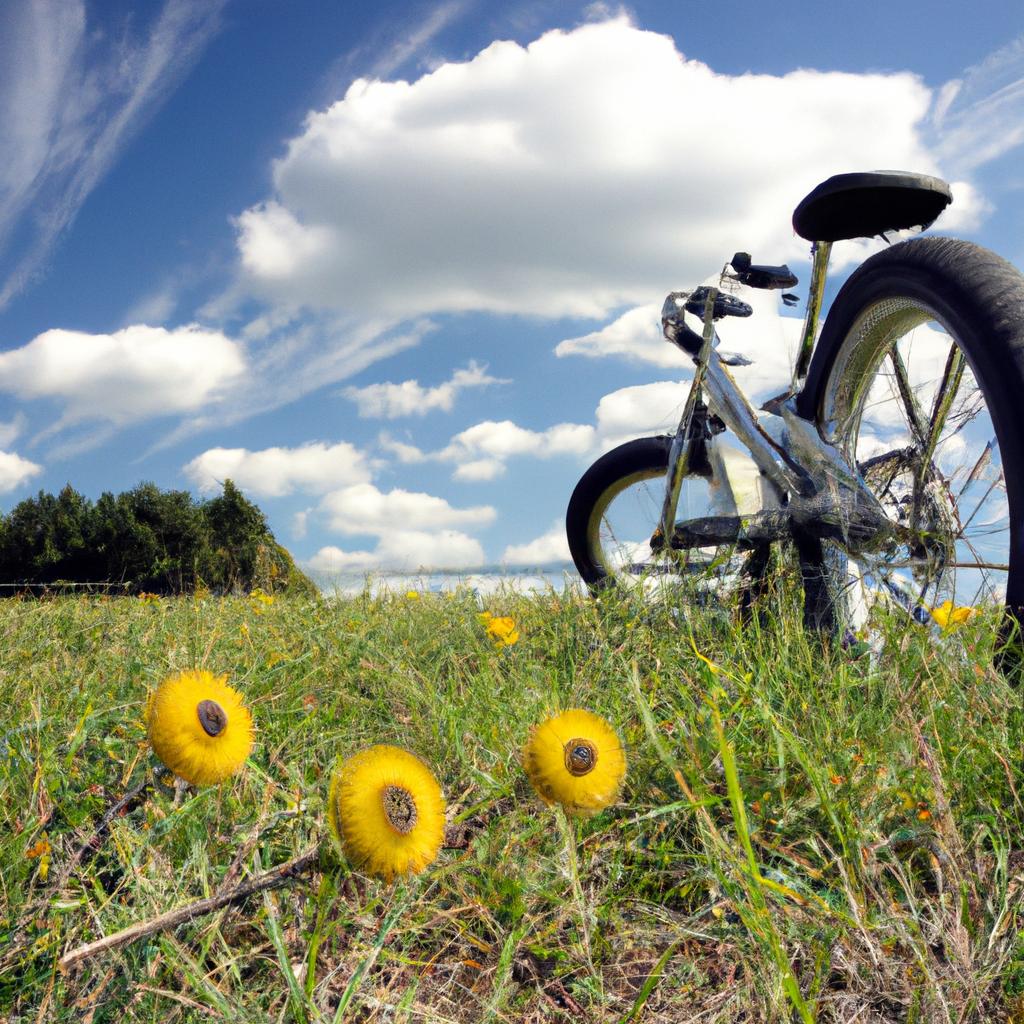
[1,577,1023,1022]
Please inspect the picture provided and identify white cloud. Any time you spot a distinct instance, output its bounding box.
[0,413,26,449]
[453,458,505,481]
[0,323,245,428]
[344,361,506,418]
[932,35,1024,175]
[234,18,970,320]
[0,0,226,308]
[0,450,42,492]
[307,529,485,572]
[502,520,571,565]
[442,420,595,461]
[556,303,681,368]
[319,482,495,535]
[378,432,428,464]
[558,286,807,418]
[184,441,371,497]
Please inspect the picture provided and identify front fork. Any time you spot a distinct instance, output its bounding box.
[659,288,719,544]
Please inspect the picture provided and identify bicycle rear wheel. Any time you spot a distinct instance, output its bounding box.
[799,236,1024,657]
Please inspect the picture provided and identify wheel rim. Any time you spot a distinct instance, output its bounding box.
[819,294,1008,617]
[585,465,737,593]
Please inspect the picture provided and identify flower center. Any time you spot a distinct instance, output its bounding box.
[564,738,598,776]
[196,699,228,737]
[382,784,418,834]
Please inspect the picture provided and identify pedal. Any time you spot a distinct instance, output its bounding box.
[730,252,798,290]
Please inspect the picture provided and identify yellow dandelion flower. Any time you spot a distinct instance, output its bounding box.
[480,613,519,646]
[523,709,626,816]
[405,590,420,600]
[930,600,976,630]
[327,745,445,882]
[146,670,253,786]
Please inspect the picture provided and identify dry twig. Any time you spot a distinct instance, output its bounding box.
[59,846,319,971]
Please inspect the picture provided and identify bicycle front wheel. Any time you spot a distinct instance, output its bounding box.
[565,435,743,597]
[799,236,1024,646]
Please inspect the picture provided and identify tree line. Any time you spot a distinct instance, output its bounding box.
[0,479,317,596]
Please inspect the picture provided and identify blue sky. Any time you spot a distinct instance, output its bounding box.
[1,0,1022,586]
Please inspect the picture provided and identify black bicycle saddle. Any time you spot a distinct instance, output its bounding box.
[792,170,952,242]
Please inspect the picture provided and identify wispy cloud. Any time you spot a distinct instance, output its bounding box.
[0,0,227,309]
[318,0,467,102]
[932,34,1024,174]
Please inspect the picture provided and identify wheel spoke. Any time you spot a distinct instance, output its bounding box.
[922,343,967,467]
[887,346,928,446]
[955,438,996,502]
[911,344,966,532]
[958,471,1004,536]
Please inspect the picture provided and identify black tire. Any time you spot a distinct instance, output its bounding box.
[798,236,1024,665]
[566,436,674,589]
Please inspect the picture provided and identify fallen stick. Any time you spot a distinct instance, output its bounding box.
[50,778,154,895]
[59,846,319,971]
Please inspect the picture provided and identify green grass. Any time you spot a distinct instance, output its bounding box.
[1,577,1023,1022]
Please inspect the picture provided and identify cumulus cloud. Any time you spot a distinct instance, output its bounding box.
[556,304,681,368]
[378,432,428,464]
[319,481,495,535]
[233,17,975,321]
[306,529,485,573]
[453,458,505,482]
[344,361,506,418]
[558,286,805,413]
[442,420,595,461]
[0,450,42,492]
[502,520,572,565]
[183,441,371,497]
[0,323,245,428]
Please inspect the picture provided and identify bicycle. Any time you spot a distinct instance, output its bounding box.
[565,170,1024,666]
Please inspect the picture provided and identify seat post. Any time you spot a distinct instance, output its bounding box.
[793,240,832,385]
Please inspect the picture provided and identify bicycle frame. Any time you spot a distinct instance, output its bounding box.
[658,241,892,555]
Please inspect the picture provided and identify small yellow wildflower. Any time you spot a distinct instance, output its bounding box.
[327,745,445,881]
[25,838,50,859]
[523,709,626,816]
[250,588,274,606]
[479,612,519,646]
[930,600,976,630]
[26,837,51,881]
[146,670,253,786]
[405,590,420,600]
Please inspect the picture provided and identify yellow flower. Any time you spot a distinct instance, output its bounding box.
[26,837,51,881]
[523,709,626,816]
[146,670,253,786]
[327,745,445,882]
[480,612,519,646]
[405,590,420,600]
[250,588,274,605]
[930,600,976,630]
